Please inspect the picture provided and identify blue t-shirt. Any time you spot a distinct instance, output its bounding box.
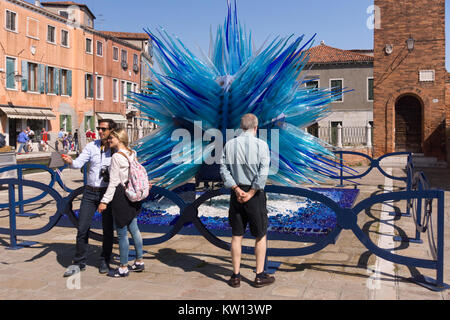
[17,132,29,143]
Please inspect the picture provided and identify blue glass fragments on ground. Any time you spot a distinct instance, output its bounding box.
[69,186,359,238]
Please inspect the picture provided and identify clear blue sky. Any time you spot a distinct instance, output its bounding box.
[37,0,450,70]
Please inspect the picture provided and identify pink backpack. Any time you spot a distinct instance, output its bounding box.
[117,151,151,202]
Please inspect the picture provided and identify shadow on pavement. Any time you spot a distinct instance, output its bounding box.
[152,248,257,286]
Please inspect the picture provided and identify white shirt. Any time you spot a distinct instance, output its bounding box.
[101,148,136,204]
[70,140,112,188]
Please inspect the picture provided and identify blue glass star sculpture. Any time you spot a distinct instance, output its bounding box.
[130,0,344,189]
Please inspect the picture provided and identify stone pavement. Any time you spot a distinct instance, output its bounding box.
[0,164,449,300]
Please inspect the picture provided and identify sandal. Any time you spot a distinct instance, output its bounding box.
[107,267,129,278]
[128,262,145,272]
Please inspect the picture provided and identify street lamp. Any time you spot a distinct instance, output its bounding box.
[406,37,415,52]
[14,74,23,83]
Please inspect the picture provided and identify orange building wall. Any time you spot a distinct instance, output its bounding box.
[0,0,142,146]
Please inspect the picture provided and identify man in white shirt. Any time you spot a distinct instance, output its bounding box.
[61,119,117,277]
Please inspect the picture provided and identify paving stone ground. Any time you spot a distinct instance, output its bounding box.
[0,163,449,300]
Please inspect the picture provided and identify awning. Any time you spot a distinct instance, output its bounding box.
[96,112,128,124]
[0,106,56,120]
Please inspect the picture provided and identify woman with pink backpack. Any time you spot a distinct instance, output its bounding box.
[97,128,148,278]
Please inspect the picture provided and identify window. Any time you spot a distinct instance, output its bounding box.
[330,79,343,102]
[113,79,119,102]
[121,50,128,63]
[27,17,39,39]
[133,54,139,72]
[85,116,95,131]
[47,25,56,44]
[305,80,319,89]
[47,66,55,94]
[61,69,68,95]
[6,10,17,32]
[113,47,119,61]
[120,80,125,102]
[97,41,103,57]
[85,74,94,98]
[60,115,72,132]
[6,57,17,90]
[86,38,92,54]
[127,82,132,98]
[28,63,38,92]
[367,78,374,101]
[59,10,69,19]
[61,30,69,47]
[96,76,103,100]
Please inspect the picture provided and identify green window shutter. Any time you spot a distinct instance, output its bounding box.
[60,115,64,130]
[45,66,49,93]
[38,64,45,93]
[6,58,15,89]
[67,70,72,96]
[67,115,72,132]
[21,61,28,92]
[90,116,95,131]
[55,68,60,95]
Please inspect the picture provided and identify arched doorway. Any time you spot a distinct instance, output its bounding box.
[395,95,422,153]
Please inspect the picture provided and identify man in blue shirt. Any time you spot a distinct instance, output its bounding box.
[61,119,117,277]
[16,129,29,154]
[220,113,274,288]
[57,128,64,151]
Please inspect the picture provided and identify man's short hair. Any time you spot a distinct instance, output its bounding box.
[240,113,258,131]
[98,119,117,130]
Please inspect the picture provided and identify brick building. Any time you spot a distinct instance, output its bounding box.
[373,0,448,160]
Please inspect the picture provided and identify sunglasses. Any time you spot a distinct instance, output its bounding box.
[96,127,110,131]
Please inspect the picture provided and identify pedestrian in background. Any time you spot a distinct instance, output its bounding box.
[40,128,49,152]
[74,129,79,152]
[16,129,29,154]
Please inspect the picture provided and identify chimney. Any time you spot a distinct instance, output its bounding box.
[34,1,41,7]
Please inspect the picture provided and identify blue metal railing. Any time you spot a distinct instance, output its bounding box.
[0,152,447,291]
[330,151,412,186]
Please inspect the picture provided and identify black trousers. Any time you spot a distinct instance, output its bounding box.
[73,188,114,265]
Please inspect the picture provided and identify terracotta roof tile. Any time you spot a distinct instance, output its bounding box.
[100,31,150,41]
[305,44,374,64]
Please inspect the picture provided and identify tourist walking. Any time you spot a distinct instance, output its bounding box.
[57,128,64,151]
[25,126,35,153]
[73,129,79,152]
[40,128,49,152]
[97,128,145,278]
[16,129,29,154]
[61,119,117,277]
[220,113,274,288]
